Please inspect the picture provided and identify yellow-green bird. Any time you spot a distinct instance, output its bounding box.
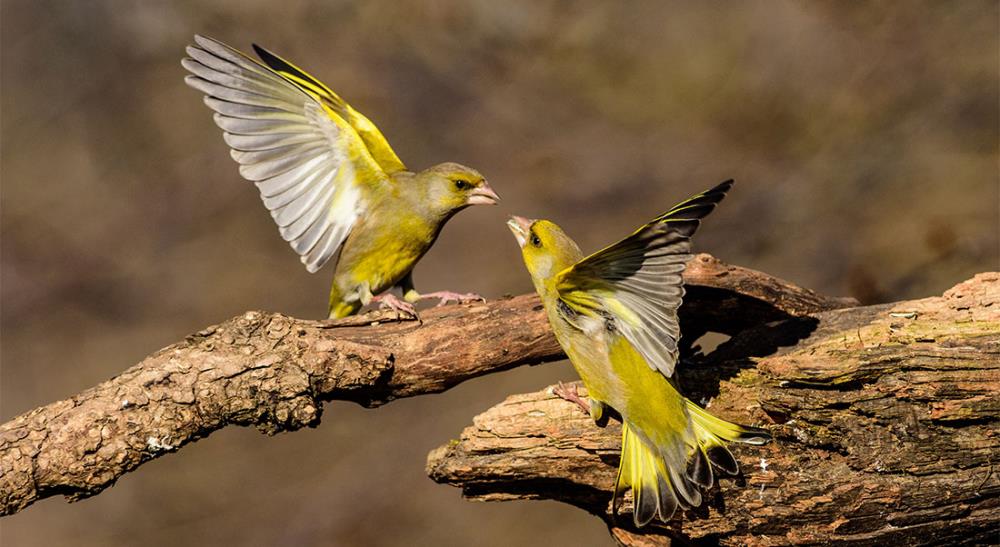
[182,35,499,318]
[507,180,770,527]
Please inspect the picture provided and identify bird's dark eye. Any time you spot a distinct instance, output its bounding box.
[454,180,471,190]
[530,234,542,247]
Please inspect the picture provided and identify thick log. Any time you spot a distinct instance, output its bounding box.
[0,255,849,517]
[427,273,1000,546]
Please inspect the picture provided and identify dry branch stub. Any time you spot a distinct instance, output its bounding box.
[427,273,1000,546]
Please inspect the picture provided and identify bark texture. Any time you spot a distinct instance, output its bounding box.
[427,273,1000,546]
[0,255,846,517]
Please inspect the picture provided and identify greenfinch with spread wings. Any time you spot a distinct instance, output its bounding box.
[183,35,499,318]
[507,180,770,527]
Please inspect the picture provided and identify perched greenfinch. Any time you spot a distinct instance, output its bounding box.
[508,180,770,526]
[182,35,499,318]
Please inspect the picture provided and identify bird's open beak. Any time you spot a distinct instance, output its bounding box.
[466,181,500,205]
[506,215,533,248]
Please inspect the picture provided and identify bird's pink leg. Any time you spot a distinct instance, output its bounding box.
[417,291,486,307]
[552,382,591,414]
[370,292,417,316]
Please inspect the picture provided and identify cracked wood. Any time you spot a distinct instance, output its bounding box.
[0,254,850,517]
[427,273,1000,546]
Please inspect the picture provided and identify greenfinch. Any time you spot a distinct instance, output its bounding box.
[507,180,770,527]
[182,35,499,318]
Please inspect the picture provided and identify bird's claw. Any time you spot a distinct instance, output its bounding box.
[371,293,418,318]
[419,291,486,307]
[552,382,590,414]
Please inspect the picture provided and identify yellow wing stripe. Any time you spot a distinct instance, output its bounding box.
[251,43,337,99]
[251,42,408,175]
[284,73,332,99]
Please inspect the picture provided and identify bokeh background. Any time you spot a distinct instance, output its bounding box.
[2,1,997,545]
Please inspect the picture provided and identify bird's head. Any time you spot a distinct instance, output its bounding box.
[507,215,584,285]
[420,162,499,213]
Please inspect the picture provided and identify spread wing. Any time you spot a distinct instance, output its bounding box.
[182,35,395,273]
[554,180,733,378]
[251,43,407,175]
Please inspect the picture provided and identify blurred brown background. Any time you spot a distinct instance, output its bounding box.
[2,1,997,545]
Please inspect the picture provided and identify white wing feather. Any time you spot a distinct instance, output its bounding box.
[183,35,389,273]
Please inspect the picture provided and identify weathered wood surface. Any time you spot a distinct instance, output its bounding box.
[0,255,848,517]
[427,273,1000,546]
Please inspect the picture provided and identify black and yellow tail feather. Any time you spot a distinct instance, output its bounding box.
[613,399,770,527]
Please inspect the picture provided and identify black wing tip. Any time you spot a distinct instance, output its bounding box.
[252,43,307,81]
[656,178,735,225]
[700,178,735,203]
[251,43,268,60]
[252,43,282,69]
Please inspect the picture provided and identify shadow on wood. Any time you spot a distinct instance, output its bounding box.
[427,273,1000,546]
[0,255,849,517]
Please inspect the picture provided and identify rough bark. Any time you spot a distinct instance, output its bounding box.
[427,273,1000,546]
[0,255,849,517]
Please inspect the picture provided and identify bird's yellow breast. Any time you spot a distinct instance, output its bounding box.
[334,205,439,296]
[547,301,688,440]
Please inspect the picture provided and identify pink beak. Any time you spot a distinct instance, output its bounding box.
[466,181,501,205]
[506,215,534,247]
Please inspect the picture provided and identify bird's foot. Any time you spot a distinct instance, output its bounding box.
[552,382,590,414]
[418,291,486,307]
[371,293,418,318]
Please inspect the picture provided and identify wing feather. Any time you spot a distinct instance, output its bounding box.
[211,113,305,136]
[224,131,316,152]
[183,35,393,273]
[261,164,330,210]
[555,180,734,378]
[256,156,330,198]
[251,43,408,175]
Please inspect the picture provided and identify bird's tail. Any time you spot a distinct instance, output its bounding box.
[614,400,770,527]
[615,422,693,527]
[685,399,771,477]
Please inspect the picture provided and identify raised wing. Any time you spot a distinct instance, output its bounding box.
[555,180,734,378]
[251,43,407,175]
[183,35,392,273]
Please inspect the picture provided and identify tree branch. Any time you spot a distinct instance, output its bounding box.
[427,273,1000,546]
[0,254,853,517]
